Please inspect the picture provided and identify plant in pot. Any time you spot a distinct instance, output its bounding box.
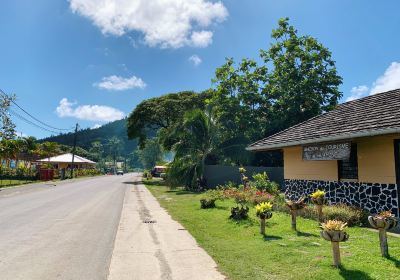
[310,190,327,222]
[200,189,224,209]
[368,210,398,257]
[225,187,251,220]
[320,220,349,267]
[255,202,273,235]
[285,197,306,231]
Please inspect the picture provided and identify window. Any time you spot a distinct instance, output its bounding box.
[338,143,358,180]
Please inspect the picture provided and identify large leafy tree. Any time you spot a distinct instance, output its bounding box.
[262,17,342,132]
[127,91,211,148]
[210,17,342,143]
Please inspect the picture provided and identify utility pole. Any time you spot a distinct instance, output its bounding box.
[70,123,79,178]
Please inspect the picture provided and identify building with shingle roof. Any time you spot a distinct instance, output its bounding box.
[248,89,400,217]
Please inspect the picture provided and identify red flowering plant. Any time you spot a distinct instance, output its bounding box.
[222,184,252,220]
[251,190,274,205]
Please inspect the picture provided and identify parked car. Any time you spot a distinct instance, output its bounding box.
[151,165,167,177]
[116,169,124,175]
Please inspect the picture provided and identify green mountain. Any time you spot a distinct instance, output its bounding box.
[41,118,137,155]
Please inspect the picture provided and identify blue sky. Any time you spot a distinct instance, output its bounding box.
[1,0,399,138]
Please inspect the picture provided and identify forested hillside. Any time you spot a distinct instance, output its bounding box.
[41,118,137,155]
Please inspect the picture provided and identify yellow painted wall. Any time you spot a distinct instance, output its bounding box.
[357,135,398,184]
[284,146,338,181]
[283,134,400,184]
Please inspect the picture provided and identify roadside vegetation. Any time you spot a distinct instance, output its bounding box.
[128,18,343,189]
[145,180,400,280]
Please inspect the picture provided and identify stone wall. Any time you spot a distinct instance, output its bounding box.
[284,179,399,217]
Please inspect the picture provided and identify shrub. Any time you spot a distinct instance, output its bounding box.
[274,198,367,227]
[250,172,279,194]
[323,204,368,226]
[251,190,274,205]
[143,170,152,180]
[200,189,225,209]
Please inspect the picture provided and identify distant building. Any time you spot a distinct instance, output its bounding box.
[248,89,400,217]
[37,153,96,169]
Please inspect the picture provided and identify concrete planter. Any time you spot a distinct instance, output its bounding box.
[258,211,273,235]
[368,215,398,257]
[321,230,349,267]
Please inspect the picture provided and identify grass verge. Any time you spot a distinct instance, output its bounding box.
[145,182,400,280]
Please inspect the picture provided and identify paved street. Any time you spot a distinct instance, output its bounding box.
[0,174,128,280]
[0,174,225,280]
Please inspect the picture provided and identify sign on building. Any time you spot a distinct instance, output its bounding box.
[303,142,351,161]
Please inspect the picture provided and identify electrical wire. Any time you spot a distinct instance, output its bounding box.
[0,88,75,132]
[9,109,61,135]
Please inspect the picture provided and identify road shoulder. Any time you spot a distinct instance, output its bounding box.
[107,176,226,280]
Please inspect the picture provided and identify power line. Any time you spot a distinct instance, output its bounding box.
[9,109,61,135]
[0,88,75,132]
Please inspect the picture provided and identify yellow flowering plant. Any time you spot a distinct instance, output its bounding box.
[310,190,325,199]
[310,190,326,206]
[321,220,348,231]
[255,202,273,216]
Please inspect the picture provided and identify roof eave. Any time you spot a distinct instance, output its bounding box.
[246,127,400,151]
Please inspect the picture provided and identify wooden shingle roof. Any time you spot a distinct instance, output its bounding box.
[247,88,400,151]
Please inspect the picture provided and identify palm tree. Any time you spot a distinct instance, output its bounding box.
[165,109,220,190]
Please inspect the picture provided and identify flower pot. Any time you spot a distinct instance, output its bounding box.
[368,215,398,257]
[321,230,349,267]
[230,206,249,220]
[285,198,306,231]
[259,211,273,235]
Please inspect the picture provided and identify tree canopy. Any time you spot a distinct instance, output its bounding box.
[127,91,211,148]
[210,17,342,145]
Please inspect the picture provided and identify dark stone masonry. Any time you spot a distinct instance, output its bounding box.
[284,179,399,217]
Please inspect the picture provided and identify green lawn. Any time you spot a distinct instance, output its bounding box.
[145,182,400,280]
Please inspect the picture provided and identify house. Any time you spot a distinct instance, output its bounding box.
[37,153,96,169]
[247,88,400,217]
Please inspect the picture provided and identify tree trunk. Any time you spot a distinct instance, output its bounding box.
[331,241,341,267]
[316,205,323,222]
[379,229,389,257]
[291,210,297,231]
[260,218,266,235]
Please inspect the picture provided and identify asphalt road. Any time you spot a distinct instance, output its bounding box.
[0,174,130,280]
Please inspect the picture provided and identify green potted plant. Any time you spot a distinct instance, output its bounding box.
[200,189,224,209]
[320,220,349,267]
[310,190,327,222]
[285,197,306,231]
[255,202,273,235]
[368,210,398,257]
[224,187,251,220]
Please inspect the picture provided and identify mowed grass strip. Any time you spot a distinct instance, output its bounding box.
[145,182,400,280]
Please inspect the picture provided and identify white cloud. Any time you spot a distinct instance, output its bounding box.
[56,98,125,122]
[188,55,202,66]
[69,0,228,49]
[91,124,102,129]
[347,61,400,102]
[94,75,146,91]
[370,62,400,94]
[190,31,213,48]
[346,85,369,102]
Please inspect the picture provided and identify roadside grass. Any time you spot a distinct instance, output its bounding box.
[145,183,400,280]
[0,179,35,188]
